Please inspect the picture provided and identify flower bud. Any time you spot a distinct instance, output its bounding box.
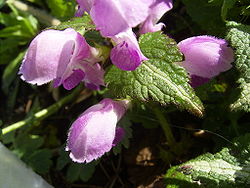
[177,36,234,87]
[66,98,129,163]
[110,29,148,71]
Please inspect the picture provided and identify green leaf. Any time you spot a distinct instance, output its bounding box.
[226,22,250,112]
[0,38,19,54]
[226,22,250,82]
[24,15,39,36]
[127,103,159,129]
[0,25,29,38]
[221,0,237,20]
[25,0,44,6]
[26,149,53,174]
[66,161,97,182]
[105,32,204,116]
[0,14,38,39]
[0,0,5,8]
[165,133,250,187]
[13,134,44,157]
[231,83,250,112]
[79,162,97,182]
[84,30,106,46]
[1,131,15,144]
[6,79,20,114]
[56,147,71,170]
[46,0,76,20]
[47,15,95,34]
[2,51,25,94]
[0,12,19,26]
[66,164,82,182]
[181,0,226,35]
[0,12,13,26]
[241,5,250,17]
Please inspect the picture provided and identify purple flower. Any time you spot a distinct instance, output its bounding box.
[110,29,148,71]
[139,0,173,34]
[76,0,173,71]
[77,0,172,36]
[86,0,150,36]
[19,28,104,90]
[75,0,93,17]
[177,36,234,87]
[66,98,129,163]
[76,0,93,13]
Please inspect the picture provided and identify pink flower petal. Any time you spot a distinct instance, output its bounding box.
[76,0,93,13]
[140,0,173,34]
[66,99,128,163]
[19,29,89,85]
[63,69,85,90]
[110,29,148,71]
[90,0,149,36]
[112,127,125,147]
[19,29,78,85]
[81,62,105,90]
[178,35,234,79]
[19,28,105,90]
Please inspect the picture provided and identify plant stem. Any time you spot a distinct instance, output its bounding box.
[1,85,84,135]
[152,106,176,147]
[7,0,61,26]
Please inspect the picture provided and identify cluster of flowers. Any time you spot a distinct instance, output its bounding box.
[19,0,234,163]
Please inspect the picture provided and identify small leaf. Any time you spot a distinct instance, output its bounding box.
[6,79,20,113]
[24,15,39,36]
[66,161,97,182]
[1,131,15,144]
[25,0,44,6]
[0,12,18,26]
[105,32,204,116]
[0,14,38,39]
[47,15,95,34]
[0,38,19,54]
[46,0,76,20]
[84,30,106,46]
[66,164,82,182]
[26,149,53,174]
[79,162,97,182]
[0,0,5,8]
[0,25,29,38]
[182,0,226,35]
[56,148,71,170]
[2,51,25,94]
[221,0,237,20]
[165,133,250,187]
[14,134,44,157]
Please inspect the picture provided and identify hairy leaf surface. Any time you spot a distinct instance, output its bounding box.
[165,133,250,187]
[47,14,95,34]
[226,22,250,112]
[105,32,204,116]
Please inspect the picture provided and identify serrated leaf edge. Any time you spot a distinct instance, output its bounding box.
[143,62,204,115]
